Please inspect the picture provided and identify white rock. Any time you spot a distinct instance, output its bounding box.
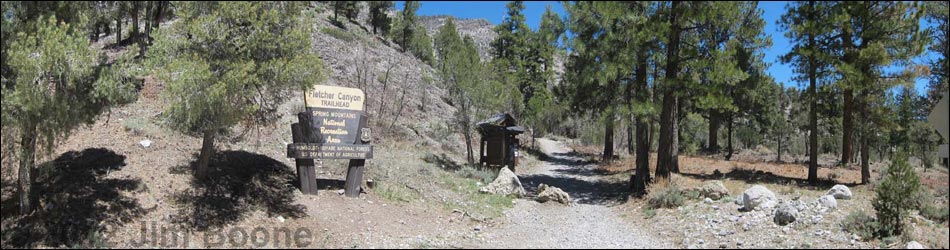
[774,202,798,226]
[818,195,838,209]
[906,241,925,249]
[700,180,730,200]
[139,139,152,148]
[704,198,714,204]
[741,185,777,211]
[826,185,852,200]
[536,183,571,204]
[276,216,286,223]
[479,167,526,197]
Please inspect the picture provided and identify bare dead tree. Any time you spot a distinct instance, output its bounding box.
[419,68,430,113]
[376,56,396,127]
[390,69,411,132]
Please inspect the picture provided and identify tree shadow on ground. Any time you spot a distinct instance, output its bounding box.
[170,151,306,231]
[679,168,846,190]
[1,175,15,221]
[315,178,346,190]
[2,148,144,248]
[422,153,464,171]
[519,174,630,206]
[519,149,630,206]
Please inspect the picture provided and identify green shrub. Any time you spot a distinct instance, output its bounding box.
[456,166,496,184]
[376,182,418,203]
[841,209,878,240]
[321,27,360,43]
[648,185,685,209]
[914,188,949,223]
[919,203,950,223]
[642,207,657,219]
[873,152,920,237]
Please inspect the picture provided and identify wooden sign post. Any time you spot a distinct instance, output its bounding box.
[288,85,372,197]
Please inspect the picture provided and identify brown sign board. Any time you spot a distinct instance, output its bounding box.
[287,143,373,159]
[304,85,367,145]
[288,85,374,198]
[288,85,372,160]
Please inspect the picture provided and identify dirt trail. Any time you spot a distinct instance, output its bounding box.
[475,138,670,248]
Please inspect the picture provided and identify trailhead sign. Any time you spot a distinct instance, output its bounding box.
[288,85,373,160]
[304,85,366,145]
[287,85,373,197]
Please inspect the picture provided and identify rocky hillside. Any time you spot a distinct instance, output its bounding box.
[416,15,565,87]
[418,15,497,61]
[307,4,469,158]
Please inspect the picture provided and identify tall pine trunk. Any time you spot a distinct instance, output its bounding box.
[626,80,636,155]
[602,109,615,163]
[145,1,153,36]
[464,130,475,166]
[671,102,680,173]
[17,122,37,215]
[656,0,680,181]
[842,88,854,165]
[657,92,676,180]
[708,115,720,153]
[196,130,216,179]
[627,120,635,154]
[632,52,651,195]
[860,90,870,184]
[116,16,122,44]
[807,0,819,184]
[131,2,139,39]
[778,135,783,162]
[726,116,734,161]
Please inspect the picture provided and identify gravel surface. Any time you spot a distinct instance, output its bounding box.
[476,138,671,248]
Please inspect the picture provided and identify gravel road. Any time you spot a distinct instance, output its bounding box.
[476,138,671,248]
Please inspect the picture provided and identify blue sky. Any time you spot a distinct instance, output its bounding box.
[398,1,939,95]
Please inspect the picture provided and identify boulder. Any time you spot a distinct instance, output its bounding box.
[536,184,570,204]
[826,185,852,200]
[479,167,526,197]
[741,185,777,211]
[700,180,730,200]
[906,241,925,249]
[818,195,837,210]
[774,202,799,226]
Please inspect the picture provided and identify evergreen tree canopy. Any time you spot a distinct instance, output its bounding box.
[2,14,139,214]
[148,1,324,179]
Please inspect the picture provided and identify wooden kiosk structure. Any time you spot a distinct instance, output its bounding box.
[477,113,525,169]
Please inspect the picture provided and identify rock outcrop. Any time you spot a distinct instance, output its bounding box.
[826,185,852,200]
[537,184,570,204]
[479,167,526,197]
[737,185,777,211]
[774,202,799,226]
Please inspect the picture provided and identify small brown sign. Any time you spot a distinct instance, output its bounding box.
[287,143,373,159]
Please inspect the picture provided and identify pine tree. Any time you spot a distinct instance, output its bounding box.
[563,1,631,164]
[829,1,928,184]
[148,2,325,180]
[3,15,139,214]
[692,2,770,161]
[655,1,755,178]
[874,151,920,237]
[368,1,393,36]
[924,1,948,108]
[410,23,434,65]
[524,5,564,138]
[333,1,359,23]
[435,18,501,166]
[395,1,419,53]
[779,0,836,185]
